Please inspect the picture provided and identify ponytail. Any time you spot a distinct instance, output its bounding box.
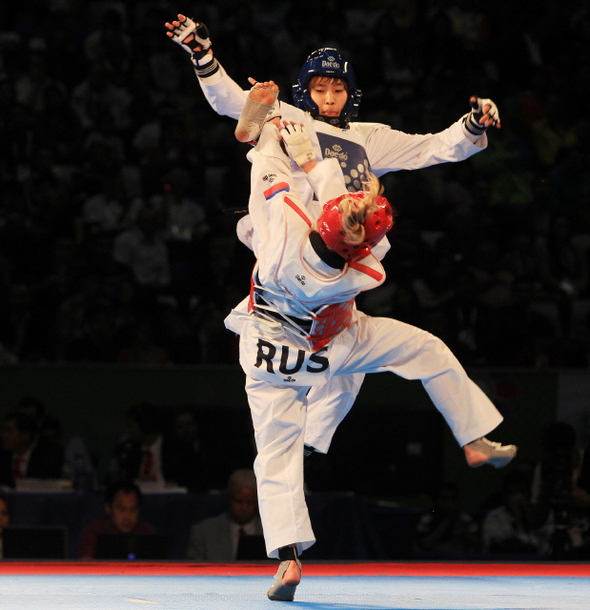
[338,173,381,245]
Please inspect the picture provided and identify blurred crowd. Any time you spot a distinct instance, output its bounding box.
[1,0,590,368]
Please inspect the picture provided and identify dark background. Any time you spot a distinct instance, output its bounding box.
[0,0,588,518]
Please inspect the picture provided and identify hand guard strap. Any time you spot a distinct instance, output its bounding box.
[279,123,315,167]
[190,53,219,78]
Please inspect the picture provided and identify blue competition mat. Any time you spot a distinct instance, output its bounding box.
[0,574,588,609]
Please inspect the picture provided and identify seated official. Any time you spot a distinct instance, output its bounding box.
[0,494,11,558]
[186,469,264,561]
[0,411,63,488]
[78,482,157,559]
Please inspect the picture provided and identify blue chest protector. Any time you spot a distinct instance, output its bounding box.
[316,132,371,192]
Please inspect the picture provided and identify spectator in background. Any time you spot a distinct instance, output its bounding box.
[83,8,132,85]
[117,316,169,364]
[15,395,96,492]
[71,61,130,133]
[63,303,119,363]
[489,276,558,367]
[31,79,83,164]
[142,166,212,313]
[78,481,156,559]
[186,469,263,561]
[0,495,11,558]
[0,411,63,487]
[537,213,589,337]
[56,273,107,359]
[112,205,171,300]
[413,481,481,559]
[530,421,590,559]
[108,403,175,486]
[131,103,201,195]
[16,396,47,431]
[0,281,56,362]
[481,470,542,557]
[164,409,208,491]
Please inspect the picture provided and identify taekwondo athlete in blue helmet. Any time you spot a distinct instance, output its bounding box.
[164,15,508,468]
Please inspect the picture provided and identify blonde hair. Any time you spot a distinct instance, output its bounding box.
[338,173,382,245]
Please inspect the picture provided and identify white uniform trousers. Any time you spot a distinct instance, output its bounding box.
[246,375,316,559]
[246,311,503,558]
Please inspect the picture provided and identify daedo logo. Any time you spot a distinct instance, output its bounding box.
[324,146,348,161]
[322,58,340,69]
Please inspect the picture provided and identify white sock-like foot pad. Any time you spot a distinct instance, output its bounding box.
[235,87,279,143]
[464,437,517,469]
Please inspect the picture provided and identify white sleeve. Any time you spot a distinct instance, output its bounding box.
[197,64,249,120]
[236,215,255,252]
[246,124,296,255]
[304,157,346,205]
[361,119,487,175]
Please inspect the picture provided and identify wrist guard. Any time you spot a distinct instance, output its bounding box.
[190,52,219,78]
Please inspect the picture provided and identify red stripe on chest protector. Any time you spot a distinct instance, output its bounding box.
[284,196,312,228]
[348,261,383,281]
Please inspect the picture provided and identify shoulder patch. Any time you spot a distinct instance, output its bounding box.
[264,181,290,200]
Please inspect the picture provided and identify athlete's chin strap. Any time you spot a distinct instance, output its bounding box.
[314,114,349,129]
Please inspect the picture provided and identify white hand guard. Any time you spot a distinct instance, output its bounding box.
[168,17,219,78]
[279,123,315,167]
[462,97,500,137]
[168,17,211,54]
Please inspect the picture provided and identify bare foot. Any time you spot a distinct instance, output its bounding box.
[281,560,301,586]
[250,81,278,105]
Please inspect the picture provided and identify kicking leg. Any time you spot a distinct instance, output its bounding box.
[304,373,364,454]
[235,80,280,143]
[338,314,517,468]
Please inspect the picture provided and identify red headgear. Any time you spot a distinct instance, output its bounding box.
[317,192,393,262]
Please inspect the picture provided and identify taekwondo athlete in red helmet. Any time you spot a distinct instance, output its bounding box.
[165,16,506,463]
[224,83,515,601]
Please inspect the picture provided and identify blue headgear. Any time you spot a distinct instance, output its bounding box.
[292,48,362,126]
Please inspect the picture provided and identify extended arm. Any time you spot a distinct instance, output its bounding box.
[165,14,251,118]
[364,96,501,174]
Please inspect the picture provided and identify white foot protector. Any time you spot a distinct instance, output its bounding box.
[267,558,302,602]
[235,87,279,143]
[464,437,517,469]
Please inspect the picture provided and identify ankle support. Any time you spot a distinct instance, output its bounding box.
[278,546,297,561]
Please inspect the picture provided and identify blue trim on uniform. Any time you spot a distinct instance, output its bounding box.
[264,182,290,200]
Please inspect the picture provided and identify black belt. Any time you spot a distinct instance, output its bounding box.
[252,294,313,335]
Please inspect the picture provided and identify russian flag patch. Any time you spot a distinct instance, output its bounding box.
[264,182,290,200]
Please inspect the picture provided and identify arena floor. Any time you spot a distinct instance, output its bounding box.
[0,562,588,609]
